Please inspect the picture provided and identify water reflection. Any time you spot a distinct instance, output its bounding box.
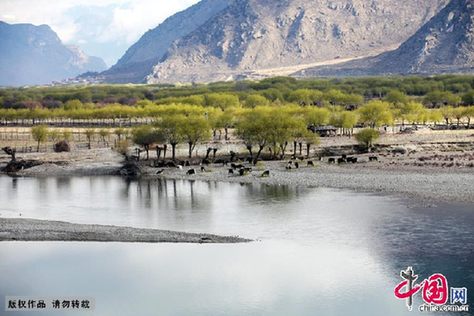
[0,176,472,316]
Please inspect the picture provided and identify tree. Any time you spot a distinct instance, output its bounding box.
[31,125,48,152]
[132,126,165,160]
[62,129,72,141]
[304,107,330,127]
[462,90,474,105]
[84,129,95,149]
[99,129,110,146]
[355,128,380,152]
[357,100,393,128]
[303,130,320,158]
[180,114,211,158]
[204,93,240,110]
[385,89,409,105]
[287,89,323,106]
[244,94,270,108]
[159,114,186,161]
[440,106,454,125]
[424,91,461,108]
[114,128,127,141]
[236,107,272,163]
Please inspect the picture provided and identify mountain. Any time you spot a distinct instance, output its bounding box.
[0,21,106,86]
[133,0,448,83]
[102,0,233,83]
[294,0,474,77]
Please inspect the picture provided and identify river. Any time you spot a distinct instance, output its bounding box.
[0,176,472,315]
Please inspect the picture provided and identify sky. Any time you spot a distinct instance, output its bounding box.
[0,0,200,66]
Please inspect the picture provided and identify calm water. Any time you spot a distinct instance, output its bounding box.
[0,176,473,316]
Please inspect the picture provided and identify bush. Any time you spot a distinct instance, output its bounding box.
[355,128,380,151]
[54,141,70,153]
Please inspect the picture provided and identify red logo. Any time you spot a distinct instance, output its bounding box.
[394,267,448,311]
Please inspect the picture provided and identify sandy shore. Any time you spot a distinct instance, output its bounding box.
[0,218,251,243]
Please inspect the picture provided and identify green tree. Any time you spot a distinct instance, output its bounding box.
[355,128,380,152]
[132,126,165,160]
[159,114,186,161]
[462,90,474,105]
[385,89,409,105]
[288,89,323,106]
[424,91,461,107]
[357,100,393,128]
[244,94,270,108]
[84,129,96,149]
[62,129,72,141]
[180,114,211,158]
[31,125,49,152]
[440,106,454,125]
[204,93,240,110]
[98,129,110,146]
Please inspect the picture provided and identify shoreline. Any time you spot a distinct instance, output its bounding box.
[147,162,474,205]
[0,218,251,244]
[2,159,473,204]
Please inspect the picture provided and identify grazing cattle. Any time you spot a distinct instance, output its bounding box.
[337,158,346,164]
[287,160,293,165]
[228,168,234,175]
[294,162,299,169]
[184,160,191,166]
[369,156,378,162]
[156,169,165,175]
[166,161,177,168]
[342,154,347,160]
[328,158,336,164]
[286,165,292,170]
[186,169,196,175]
[201,166,206,172]
[202,159,211,165]
[307,161,314,166]
[261,170,270,177]
[346,157,358,163]
[177,165,183,170]
[239,167,252,176]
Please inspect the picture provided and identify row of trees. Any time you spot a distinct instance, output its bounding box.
[2,75,474,109]
[2,101,474,128]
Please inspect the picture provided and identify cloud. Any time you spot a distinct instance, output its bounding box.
[0,0,200,65]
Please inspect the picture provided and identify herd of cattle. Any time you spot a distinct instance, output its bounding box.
[154,154,379,178]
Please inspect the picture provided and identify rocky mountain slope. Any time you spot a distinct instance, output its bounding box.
[0,21,106,86]
[140,0,449,83]
[102,0,232,83]
[296,0,474,76]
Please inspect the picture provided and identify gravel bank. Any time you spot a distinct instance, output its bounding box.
[143,161,474,204]
[0,218,251,244]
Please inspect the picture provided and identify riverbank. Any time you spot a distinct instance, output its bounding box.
[1,129,474,204]
[0,218,251,243]
[144,161,474,205]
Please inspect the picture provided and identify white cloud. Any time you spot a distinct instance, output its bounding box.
[0,0,200,65]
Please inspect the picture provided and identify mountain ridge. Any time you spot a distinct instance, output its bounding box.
[0,21,106,86]
[294,0,474,77]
